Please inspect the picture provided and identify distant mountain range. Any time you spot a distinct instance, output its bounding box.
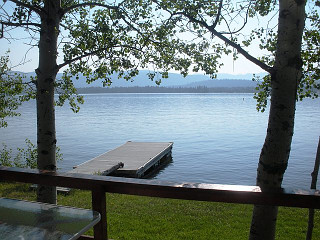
[77,86,257,94]
[18,70,267,88]
[182,79,258,88]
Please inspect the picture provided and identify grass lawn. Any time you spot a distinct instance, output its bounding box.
[0,182,319,240]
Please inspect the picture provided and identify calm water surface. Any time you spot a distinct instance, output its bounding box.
[1,93,319,188]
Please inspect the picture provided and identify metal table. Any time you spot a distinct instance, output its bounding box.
[0,197,100,240]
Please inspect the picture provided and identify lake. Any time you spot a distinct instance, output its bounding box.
[1,93,319,188]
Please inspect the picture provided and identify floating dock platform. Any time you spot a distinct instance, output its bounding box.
[70,141,173,178]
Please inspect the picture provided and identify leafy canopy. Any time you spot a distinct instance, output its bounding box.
[0,53,35,128]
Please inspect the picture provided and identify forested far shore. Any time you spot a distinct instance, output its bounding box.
[76,86,256,94]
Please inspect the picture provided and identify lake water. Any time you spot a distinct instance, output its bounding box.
[1,93,319,188]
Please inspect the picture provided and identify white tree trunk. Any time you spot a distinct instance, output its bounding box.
[36,0,61,204]
[249,1,306,239]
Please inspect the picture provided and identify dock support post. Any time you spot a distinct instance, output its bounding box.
[92,187,108,240]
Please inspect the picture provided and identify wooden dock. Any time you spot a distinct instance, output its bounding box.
[70,141,173,178]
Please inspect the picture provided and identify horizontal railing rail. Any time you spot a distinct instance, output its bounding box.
[1,166,320,240]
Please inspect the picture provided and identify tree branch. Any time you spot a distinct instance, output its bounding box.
[8,0,44,16]
[212,28,273,73]
[1,20,41,28]
[179,11,273,73]
[62,2,119,16]
[219,1,251,35]
[0,23,3,39]
[57,45,144,70]
[57,50,102,70]
[211,0,223,29]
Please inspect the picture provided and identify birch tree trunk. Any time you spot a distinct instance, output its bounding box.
[249,1,306,239]
[36,0,61,204]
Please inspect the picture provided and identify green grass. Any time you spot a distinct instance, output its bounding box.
[0,182,319,240]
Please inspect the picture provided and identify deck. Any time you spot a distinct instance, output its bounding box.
[70,141,173,178]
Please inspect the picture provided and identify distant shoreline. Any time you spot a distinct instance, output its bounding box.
[77,86,256,94]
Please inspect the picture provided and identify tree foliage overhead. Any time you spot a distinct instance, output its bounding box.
[0,53,35,128]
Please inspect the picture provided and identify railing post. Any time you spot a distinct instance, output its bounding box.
[92,187,108,240]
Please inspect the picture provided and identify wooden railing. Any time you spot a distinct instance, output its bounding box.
[1,166,320,240]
